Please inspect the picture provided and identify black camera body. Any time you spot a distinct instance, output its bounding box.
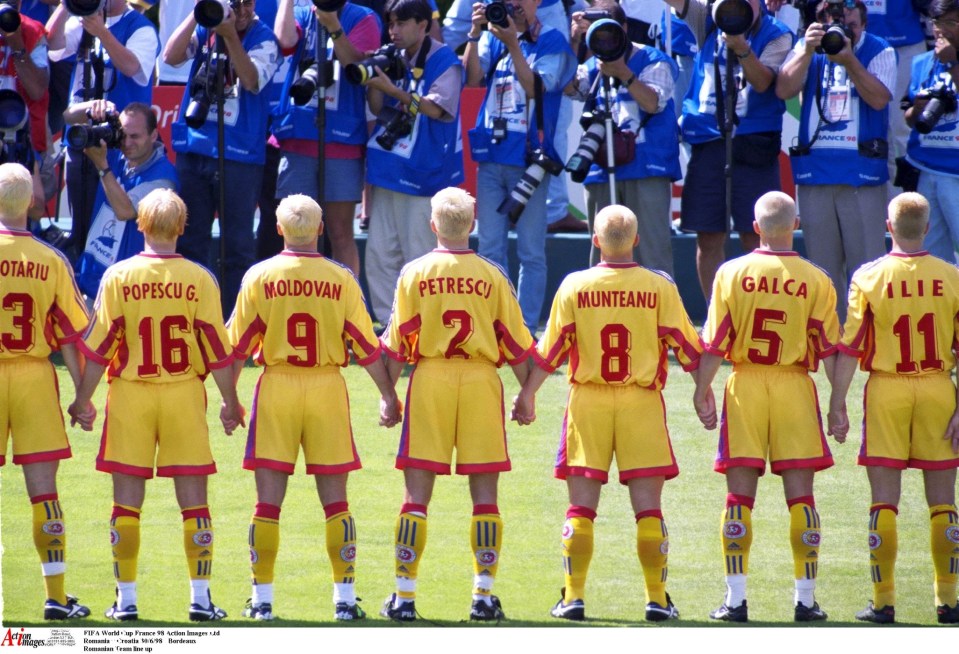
[566,111,607,182]
[485,0,515,29]
[581,9,612,22]
[185,62,216,129]
[0,1,21,34]
[710,0,754,36]
[817,0,855,55]
[375,105,414,150]
[312,0,346,10]
[498,148,563,222]
[915,83,959,134]
[65,113,123,150]
[586,18,628,63]
[345,44,408,85]
[290,58,336,106]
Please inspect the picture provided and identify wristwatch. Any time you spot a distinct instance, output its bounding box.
[97,168,110,179]
[10,48,26,62]
[329,28,344,40]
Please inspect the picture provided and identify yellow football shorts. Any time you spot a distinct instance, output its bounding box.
[716,364,833,475]
[0,358,71,466]
[245,365,361,475]
[397,358,509,475]
[556,382,678,484]
[860,372,959,470]
[97,377,215,478]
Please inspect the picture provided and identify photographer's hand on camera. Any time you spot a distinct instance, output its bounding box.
[935,33,958,67]
[82,140,108,172]
[723,31,774,93]
[2,24,46,100]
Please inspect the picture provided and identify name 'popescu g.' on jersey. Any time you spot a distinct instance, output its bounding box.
[536,263,702,388]
[80,253,234,381]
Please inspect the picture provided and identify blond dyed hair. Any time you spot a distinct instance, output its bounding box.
[594,205,638,255]
[431,187,475,240]
[277,194,323,244]
[754,191,797,237]
[0,163,33,218]
[888,192,929,241]
[137,188,187,241]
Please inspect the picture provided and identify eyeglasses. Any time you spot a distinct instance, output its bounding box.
[230,0,254,7]
[933,17,959,29]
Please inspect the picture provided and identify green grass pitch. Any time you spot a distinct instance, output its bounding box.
[0,358,950,627]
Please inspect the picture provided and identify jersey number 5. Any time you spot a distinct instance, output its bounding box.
[748,308,786,365]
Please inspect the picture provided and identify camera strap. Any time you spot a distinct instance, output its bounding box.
[405,37,431,119]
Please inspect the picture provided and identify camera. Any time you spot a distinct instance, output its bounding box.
[0,2,21,34]
[184,62,217,128]
[586,18,628,63]
[710,0,754,36]
[312,0,345,10]
[345,44,408,85]
[485,0,515,29]
[914,83,958,134]
[194,0,232,28]
[498,148,564,222]
[63,0,104,16]
[581,9,612,21]
[0,90,27,142]
[565,111,606,183]
[816,0,854,55]
[290,58,336,106]
[374,105,414,150]
[65,113,122,150]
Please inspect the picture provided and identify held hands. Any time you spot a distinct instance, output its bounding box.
[693,387,717,430]
[827,403,849,444]
[219,400,246,435]
[510,389,535,425]
[379,395,403,428]
[67,400,96,431]
[945,410,959,454]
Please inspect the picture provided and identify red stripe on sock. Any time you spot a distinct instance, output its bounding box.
[635,509,664,521]
[566,505,597,520]
[786,495,816,509]
[473,503,500,516]
[401,503,428,516]
[111,505,140,520]
[30,493,58,504]
[870,503,899,515]
[324,501,349,518]
[254,502,281,520]
[726,493,755,510]
[182,506,211,521]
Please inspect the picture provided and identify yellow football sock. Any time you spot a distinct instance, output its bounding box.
[325,502,356,584]
[250,503,280,586]
[721,497,753,576]
[869,504,898,608]
[182,506,214,581]
[394,504,427,600]
[636,511,669,606]
[789,498,821,581]
[562,507,595,604]
[929,504,959,607]
[110,504,141,584]
[471,505,503,597]
[32,495,66,604]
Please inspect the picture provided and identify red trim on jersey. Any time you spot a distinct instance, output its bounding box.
[530,348,554,373]
[888,251,929,258]
[493,318,532,363]
[456,460,512,474]
[96,458,155,479]
[0,455,6,466]
[181,506,211,521]
[234,315,267,358]
[398,315,421,337]
[754,249,799,257]
[80,318,125,366]
[857,454,908,469]
[49,303,83,343]
[566,505,597,520]
[770,456,834,474]
[345,320,380,364]
[554,464,609,483]
[30,493,59,504]
[13,447,72,465]
[137,253,183,259]
[157,463,217,477]
[395,455,452,474]
[714,456,768,475]
[433,248,474,254]
[539,321,575,371]
[0,228,31,235]
[597,262,639,268]
[195,319,232,367]
[323,501,350,518]
[279,250,323,257]
[706,313,734,354]
[305,460,362,475]
[658,324,702,371]
[242,457,295,474]
[380,340,408,362]
[619,463,679,483]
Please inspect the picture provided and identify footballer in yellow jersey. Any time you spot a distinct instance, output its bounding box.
[829,193,959,624]
[70,189,244,623]
[694,192,839,623]
[513,204,702,622]
[227,195,401,622]
[0,164,91,620]
[379,188,534,623]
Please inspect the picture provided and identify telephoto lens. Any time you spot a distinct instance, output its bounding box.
[194,0,231,28]
[565,120,606,183]
[484,0,514,29]
[0,3,21,34]
[711,0,754,36]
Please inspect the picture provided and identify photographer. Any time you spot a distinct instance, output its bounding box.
[776,0,894,319]
[163,0,279,314]
[66,100,178,297]
[567,2,681,273]
[904,0,959,262]
[363,0,463,324]
[463,0,575,332]
[47,0,159,258]
[0,0,50,154]
[662,0,794,300]
[272,0,382,276]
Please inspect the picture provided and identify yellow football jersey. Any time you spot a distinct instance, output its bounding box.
[228,251,380,367]
[0,228,88,361]
[537,263,703,388]
[81,253,233,382]
[841,252,959,374]
[703,249,839,370]
[381,249,533,364]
